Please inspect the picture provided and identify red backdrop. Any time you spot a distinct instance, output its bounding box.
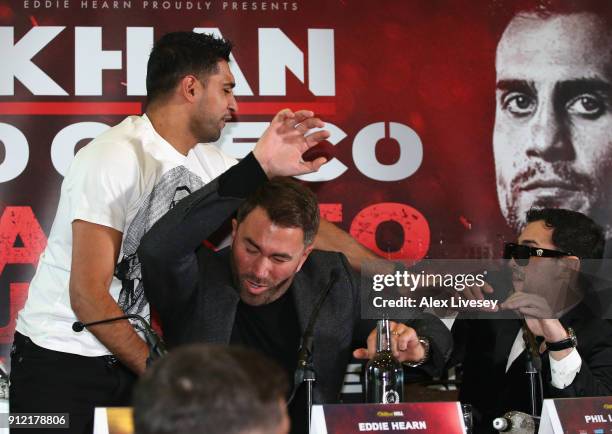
[0,0,520,362]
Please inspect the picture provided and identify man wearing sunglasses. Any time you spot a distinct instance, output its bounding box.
[452,208,612,433]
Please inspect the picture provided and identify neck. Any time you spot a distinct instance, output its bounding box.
[146,103,196,156]
[556,296,583,318]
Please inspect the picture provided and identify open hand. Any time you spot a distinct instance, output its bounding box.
[253,109,330,178]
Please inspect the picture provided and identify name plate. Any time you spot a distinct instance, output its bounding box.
[539,397,612,434]
[311,402,465,434]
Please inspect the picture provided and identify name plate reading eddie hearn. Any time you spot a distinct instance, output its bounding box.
[311,402,465,434]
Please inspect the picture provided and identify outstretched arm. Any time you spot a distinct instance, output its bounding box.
[315,219,380,271]
[138,154,268,311]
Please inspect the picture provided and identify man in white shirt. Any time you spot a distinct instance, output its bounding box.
[9,31,335,434]
[453,208,612,433]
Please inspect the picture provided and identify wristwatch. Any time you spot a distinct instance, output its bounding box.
[403,337,430,367]
[546,327,577,352]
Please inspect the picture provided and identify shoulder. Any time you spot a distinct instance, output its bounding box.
[189,144,238,181]
[301,250,357,288]
[71,116,143,172]
[62,116,153,206]
[304,250,350,269]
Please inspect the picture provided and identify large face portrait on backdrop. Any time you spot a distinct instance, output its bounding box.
[493,7,612,237]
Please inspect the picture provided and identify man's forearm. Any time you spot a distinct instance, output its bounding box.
[70,220,148,374]
[139,153,268,266]
[71,289,148,375]
[314,219,380,271]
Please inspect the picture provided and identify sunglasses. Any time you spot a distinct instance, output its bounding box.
[503,243,573,266]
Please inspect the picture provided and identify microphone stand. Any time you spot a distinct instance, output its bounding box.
[294,335,316,434]
[289,272,338,434]
[521,322,542,421]
[73,314,167,364]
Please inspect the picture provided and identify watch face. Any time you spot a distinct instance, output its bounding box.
[568,327,577,346]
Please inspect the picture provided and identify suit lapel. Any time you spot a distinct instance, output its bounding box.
[199,249,240,344]
[291,272,322,336]
[493,319,523,372]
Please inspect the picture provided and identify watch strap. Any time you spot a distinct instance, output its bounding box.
[546,327,577,352]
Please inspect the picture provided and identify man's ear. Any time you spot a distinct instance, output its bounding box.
[231,218,238,240]
[564,255,581,271]
[295,245,314,273]
[557,255,581,283]
[181,75,200,101]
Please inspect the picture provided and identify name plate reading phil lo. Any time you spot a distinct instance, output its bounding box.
[539,396,612,434]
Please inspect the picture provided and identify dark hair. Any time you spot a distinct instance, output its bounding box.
[133,344,288,434]
[236,178,320,246]
[146,31,233,103]
[526,208,605,259]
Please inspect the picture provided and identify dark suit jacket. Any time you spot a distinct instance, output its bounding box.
[452,303,612,433]
[138,154,453,404]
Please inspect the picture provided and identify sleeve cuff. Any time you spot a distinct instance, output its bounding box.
[550,348,582,389]
[217,152,268,198]
[71,208,125,233]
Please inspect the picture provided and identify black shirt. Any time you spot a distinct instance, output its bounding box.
[230,287,301,377]
[230,288,308,434]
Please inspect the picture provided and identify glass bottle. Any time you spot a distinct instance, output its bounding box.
[365,318,404,403]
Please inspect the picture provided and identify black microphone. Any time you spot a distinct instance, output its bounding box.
[294,271,339,382]
[521,321,542,372]
[72,314,167,361]
[72,321,86,332]
[294,334,314,385]
[289,270,339,405]
[492,411,537,433]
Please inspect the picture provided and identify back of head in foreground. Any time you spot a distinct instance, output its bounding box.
[133,344,289,434]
